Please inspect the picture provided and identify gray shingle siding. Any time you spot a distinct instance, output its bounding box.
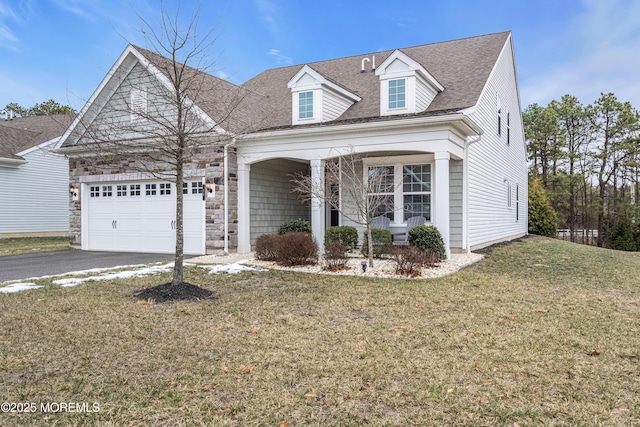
[449,159,463,248]
[250,159,310,243]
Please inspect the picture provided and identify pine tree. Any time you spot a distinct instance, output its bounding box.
[528,178,558,237]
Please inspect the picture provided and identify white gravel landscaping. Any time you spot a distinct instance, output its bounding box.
[246,252,484,279]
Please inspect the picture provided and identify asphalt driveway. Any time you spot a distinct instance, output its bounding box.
[0,250,185,283]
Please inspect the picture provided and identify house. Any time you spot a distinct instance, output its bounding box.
[56,31,527,257]
[0,113,73,238]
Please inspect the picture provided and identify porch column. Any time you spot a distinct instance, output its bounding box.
[434,152,451,259]
[310,159,326,253]
[237,162,251,253]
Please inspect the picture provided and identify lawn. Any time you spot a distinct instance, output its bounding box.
[1,236,639,426]
[0,237,70,256]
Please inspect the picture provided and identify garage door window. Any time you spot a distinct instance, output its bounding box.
[116,185,127,197]
[160,183,171,195]
[129,184,141,196]
[183,181,203,194]
[145,183,157,196]
[90,186,100,198]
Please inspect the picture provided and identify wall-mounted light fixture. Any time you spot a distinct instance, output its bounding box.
[204,178,215,198]
[69,183,79,201]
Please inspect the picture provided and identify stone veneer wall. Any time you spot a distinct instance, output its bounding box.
[68,145,239,254]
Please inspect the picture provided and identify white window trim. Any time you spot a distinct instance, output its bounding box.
[379,76,415,116]
[291,88,321,125]
[387,78,407,110]
[298,91,314,120]
[506,179,512,208]
[363,154,434,225]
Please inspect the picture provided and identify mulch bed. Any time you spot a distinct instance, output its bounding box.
[134,282,216,303]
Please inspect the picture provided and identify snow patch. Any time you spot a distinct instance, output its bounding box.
[1,261,262,293]
[0,283,44,293]
[196,262,264,274]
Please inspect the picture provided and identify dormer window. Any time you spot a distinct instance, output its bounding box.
[388,79,406,109]
[299,91,314,119]
[288,65,361,126]
[375,50,443,117]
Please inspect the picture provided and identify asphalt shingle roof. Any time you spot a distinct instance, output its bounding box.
[239,31,511,131]
[0,114,74,160]
[63,31,510,142]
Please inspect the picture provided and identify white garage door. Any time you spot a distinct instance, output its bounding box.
[85,180,205,255]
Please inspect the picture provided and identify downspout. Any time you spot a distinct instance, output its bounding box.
[464,134,482,253]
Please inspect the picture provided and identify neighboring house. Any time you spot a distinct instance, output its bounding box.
[57,31,527,256]
[0,113,73,238]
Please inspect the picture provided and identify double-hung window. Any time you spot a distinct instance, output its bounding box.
[298,91,313,119]
[402,164,431,221]
[365,157,432,223]
[388,79,406,109]
[367,166,395,219]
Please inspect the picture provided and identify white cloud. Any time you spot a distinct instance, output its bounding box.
[49,0,92,19]
[0,0,19,49]
[267,48,292,65]
[254,0,279,33]
[521,0,640,108]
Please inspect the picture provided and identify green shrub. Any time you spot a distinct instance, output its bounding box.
[278,218,312,235]
[361,228,393,258]
[255,234,279,261]
[324,226,358,252]
[528,178,558,237]
[408,224,446,261]
[608,216,637,251]
[275,232,318,266]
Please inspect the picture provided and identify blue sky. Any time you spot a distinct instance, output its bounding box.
[1,0,639,112]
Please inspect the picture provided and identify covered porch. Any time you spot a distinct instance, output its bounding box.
[235,116,481,257]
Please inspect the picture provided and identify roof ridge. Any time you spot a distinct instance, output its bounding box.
[251,31,512,74]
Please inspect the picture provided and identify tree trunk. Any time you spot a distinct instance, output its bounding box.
[366,225,374,268]
[172,152,185,286]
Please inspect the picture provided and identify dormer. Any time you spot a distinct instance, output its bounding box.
[375,50,444,116]
[288,65,361,125]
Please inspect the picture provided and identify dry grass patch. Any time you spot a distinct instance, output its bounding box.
[0,237,70,256]
[1,236,639,425]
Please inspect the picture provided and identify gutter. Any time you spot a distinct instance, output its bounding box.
[239,112,484,142]
[0,157,27,167]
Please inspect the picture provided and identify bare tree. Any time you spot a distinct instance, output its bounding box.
[68,3,250,286]
[291,150,395,268]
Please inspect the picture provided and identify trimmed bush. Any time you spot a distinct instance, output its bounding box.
[324,226,358,252]
[323,242,349,271]
[408,224,446,261]
[389,245,425,276]
[275,232,318,266]
[361,228,393,258]
[278,218,311,235]
[255,233,279,261]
